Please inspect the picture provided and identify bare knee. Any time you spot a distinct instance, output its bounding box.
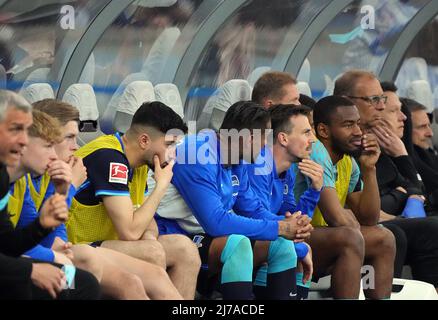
[372,226,396,256]
[118,272,145,299]
[72,245,103,281]
[140,240,166,268]
[336,226,365,260]
[166,235,201,271]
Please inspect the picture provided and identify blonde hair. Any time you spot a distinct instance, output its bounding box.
[28,110,63,144]
[32,99,80,126]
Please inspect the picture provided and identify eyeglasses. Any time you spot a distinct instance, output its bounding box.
[347,95,388,106]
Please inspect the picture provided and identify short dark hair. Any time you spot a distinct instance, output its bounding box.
[251,71,297,104]
[130,101,187,134]
[269,104,311,140]
[299,94,316,110]
[380,81,398,93]
[313,95,355,137]
[400,97,427,113]
[220,101,270,131]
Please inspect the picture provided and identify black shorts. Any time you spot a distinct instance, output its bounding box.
[189,234,256,266]
[189,233,255,297]
[89,240,104,248]
[189,233,214,267]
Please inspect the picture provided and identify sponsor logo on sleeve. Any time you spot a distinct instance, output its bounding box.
[109,162,128,184]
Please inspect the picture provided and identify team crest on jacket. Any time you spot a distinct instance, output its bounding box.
[192,235,204,248]
[231,175,240,187]
[109,162,128,184]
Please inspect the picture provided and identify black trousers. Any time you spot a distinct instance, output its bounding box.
[0,258,100,300]
[382,216,438,287]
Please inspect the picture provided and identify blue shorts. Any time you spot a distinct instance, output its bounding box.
[154,214,188,236]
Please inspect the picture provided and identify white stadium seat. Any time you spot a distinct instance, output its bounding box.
[309,275,438,300]
[197,79,252,131]
[407,80,434,113]
[62,83,101,145]
[154,83,184,119]
[395,57,429,98]
[297,58,311,84]
[101,73,147,134]
[20,67,50,92]
[246,66,271,88]
[20,83,54,104]
[112,81,155,134]
[391,279,438,300]
[322,74,334,97]
[101,27,180,134]
[140,27,180,85]
[296,81,312,98]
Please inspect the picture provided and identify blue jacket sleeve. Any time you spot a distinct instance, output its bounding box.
[280,168,320,218]
[66,184,76,208]
[18,182,68,248]
[246,164,272,212]
[278,173,299,216]
[294,242,309,260]
[235,166,284,222]
[23,244,55,262]
[172,163,279,240]
[295,188,320,219]
[44,183,76,209]
[39,224,68,247]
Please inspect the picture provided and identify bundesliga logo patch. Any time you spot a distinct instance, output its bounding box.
[109,162,128,184]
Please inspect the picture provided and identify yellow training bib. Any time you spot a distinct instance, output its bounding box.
[312,155,353,227]
[7,177,27,227]
[67,134,148,244]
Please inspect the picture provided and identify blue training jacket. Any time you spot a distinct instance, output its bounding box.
[172,131,283,241]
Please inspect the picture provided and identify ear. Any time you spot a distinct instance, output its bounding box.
[263,98,274,108]
[316,123,330,140]
[138,133,151,149]
[277,132,288,147]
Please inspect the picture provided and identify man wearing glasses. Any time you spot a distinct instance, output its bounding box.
[334,71,438,292]
[334,70,388,130]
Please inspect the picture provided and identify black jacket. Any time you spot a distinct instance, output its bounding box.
[411,146,438,209]
[401,103,438,212]
[376,153,423,215]
[0,163,51,284]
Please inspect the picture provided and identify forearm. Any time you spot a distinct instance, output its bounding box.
[245,207,285,221]
[357,166,380,225]
[128,184,167,240]
[392,156,422,188]
[380,190,407,215]
[23,245,55,262]
[318,189,359,228]
[39,224,68,248]
[379,210,396,222]
[325,210,360,228]
[296,188,321,218]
